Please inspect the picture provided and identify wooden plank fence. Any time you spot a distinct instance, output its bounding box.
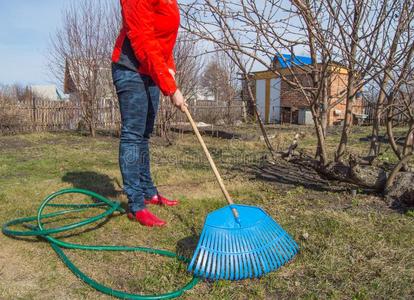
[0,97,246,135]
[0,97,118,134]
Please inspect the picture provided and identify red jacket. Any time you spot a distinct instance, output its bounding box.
[112,0,180,96]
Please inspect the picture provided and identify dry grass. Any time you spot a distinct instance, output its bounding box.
[0,127,413,299]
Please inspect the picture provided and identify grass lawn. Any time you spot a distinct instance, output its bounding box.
[0,126,413,299]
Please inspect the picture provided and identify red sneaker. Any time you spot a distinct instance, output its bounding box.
[127,209,166,227]
[144,194,179,207]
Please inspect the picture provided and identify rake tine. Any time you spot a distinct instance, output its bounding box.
[282,235,297,257]
[237,231,248,279]
[264,222,283,270]
[258,227,274,274]
[204,232,213,279]
[259,224,279,270]
[235,232,243,280]
[225,234,231,280]
[191,228,206,276]
[266,222,288,264]
[233,234,241,280]
[230,233,237,280]
[278,233,295,261]
[282,234,298,260]
[267,224,285,268]
[235,233,243,280]
[199,231,213,278]
[210,232,219,279]
[256,227,272,274]
[229,234,235,280]
[273,221,297,256]
[240,230,252,279]
[285,232,300,253]
[188,229,202,272]
[218,233,225,280]
[270,223,291,261]
[214,232,221,280]
[251,229,266,276]
[204,232,215,278]
[207,231,218,279]
[247,229,261,277]
[273,235,290,264]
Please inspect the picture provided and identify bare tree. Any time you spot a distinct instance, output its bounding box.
[181,0,342,163]
[386,76,414,162]
[201,55,236,101]
[321,0,414,161]
[48,0,119,137]
[181,0,414,168]
[200,53,239,123]
[174,32,204,101]
[367,0,414,157]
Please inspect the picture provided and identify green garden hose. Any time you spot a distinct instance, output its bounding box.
[2,188,199,299]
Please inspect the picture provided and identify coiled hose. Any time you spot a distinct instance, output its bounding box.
[2,188,199,299]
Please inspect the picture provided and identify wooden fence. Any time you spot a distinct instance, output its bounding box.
[0,98,118,134]
[0,97,246,135]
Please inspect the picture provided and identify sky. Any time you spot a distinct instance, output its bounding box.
[0,0,82,86]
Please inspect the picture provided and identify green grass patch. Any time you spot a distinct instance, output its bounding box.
[0,130,413,299]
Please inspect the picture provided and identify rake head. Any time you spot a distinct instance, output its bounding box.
[188,204,299,280]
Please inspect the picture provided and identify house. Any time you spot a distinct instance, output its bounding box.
[63,59,114,102]
[249,54,364,125]
[30,85,66,101]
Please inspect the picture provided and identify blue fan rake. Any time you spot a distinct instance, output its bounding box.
[183,108,299,281]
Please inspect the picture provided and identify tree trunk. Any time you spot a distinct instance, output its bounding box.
[310,105,328,165]
[336,77,355,162]
[320,75,329,138]
[369,78,390,157]
[369,120,381,157]
[386,105,402,160]
[403,122,414,156]
[89,122,96,137]
[385,152,413,190]
[245,78,276,158]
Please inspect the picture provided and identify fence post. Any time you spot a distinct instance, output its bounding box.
[32,94,37,131]
[111,99,115,129]
[242,101,247,123]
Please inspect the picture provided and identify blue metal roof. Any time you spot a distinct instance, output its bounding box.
[275,54,313,68]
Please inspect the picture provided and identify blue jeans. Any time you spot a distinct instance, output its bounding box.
[112,63,159,212]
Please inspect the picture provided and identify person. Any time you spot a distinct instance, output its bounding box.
[111,0,187,227]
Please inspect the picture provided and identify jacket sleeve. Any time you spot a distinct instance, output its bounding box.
[167,54,176,73]
[121,0,177,96]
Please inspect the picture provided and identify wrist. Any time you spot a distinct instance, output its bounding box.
[168,88,178,97]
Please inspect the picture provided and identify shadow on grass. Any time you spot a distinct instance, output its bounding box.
[359,134,405,146]
[170,127,243,140]
[176,235,199,260]
[172,210,199,260]
[239,160,350,193]
[62,170,128,217]
[62,171,122,199]
[74,129,120,138]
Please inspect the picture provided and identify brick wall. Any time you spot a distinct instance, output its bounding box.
[328,72,364,125]
[280,74,313,108]
[251,66,366,125]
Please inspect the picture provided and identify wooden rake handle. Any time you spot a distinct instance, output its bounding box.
[183,106,240,220]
